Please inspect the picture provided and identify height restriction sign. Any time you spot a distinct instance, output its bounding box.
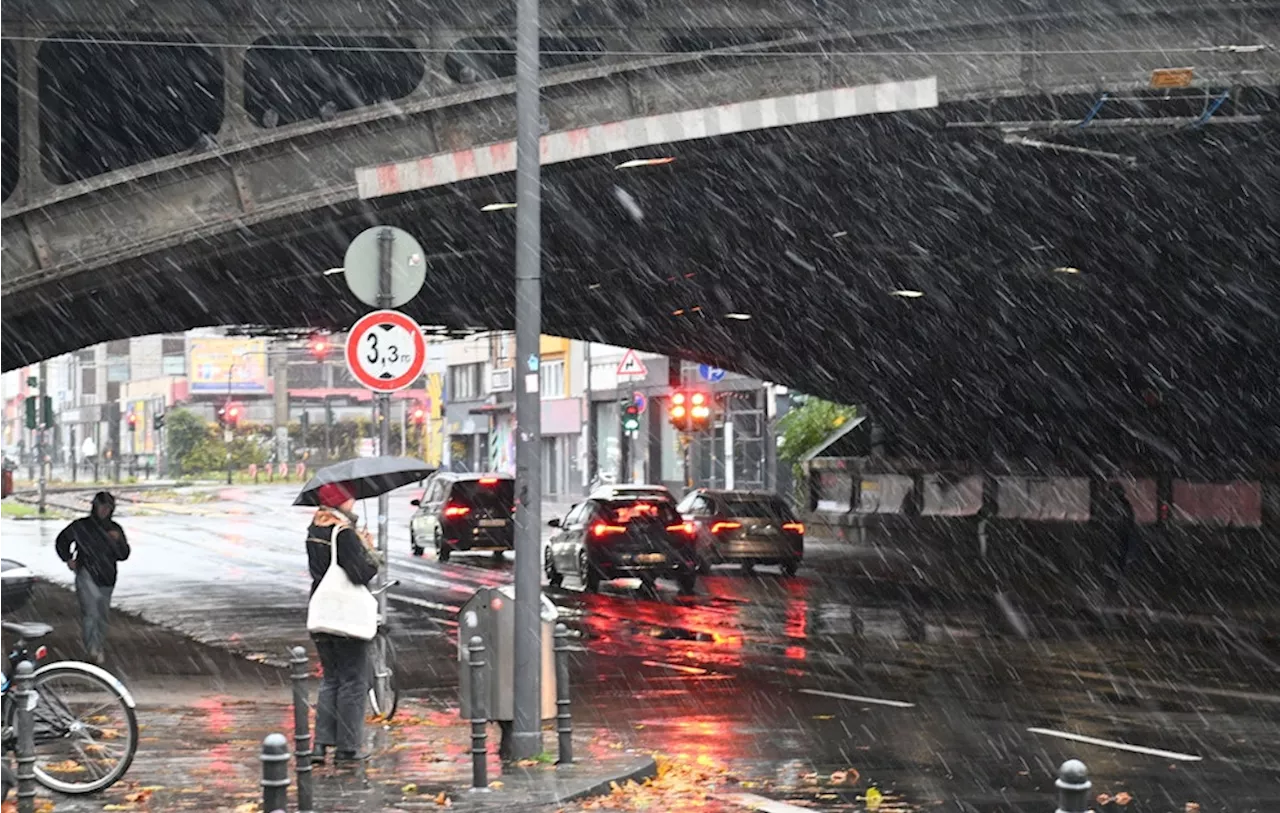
[345,310,427,392]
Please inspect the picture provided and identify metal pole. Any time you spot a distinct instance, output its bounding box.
[376,227,394,622]
[1055,759,1091,813]
[400,399,408,456]
[511,0,543,762]
[260,733,290,813]
[618,406,630,485]
[468,636,489,789]
[553,623,573,764]
[584,342,595,493]
[14,661,36,813]
[289,647,314,812]
[37,361,46,514]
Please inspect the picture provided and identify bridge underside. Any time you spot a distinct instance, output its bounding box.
[5,92,1279,463]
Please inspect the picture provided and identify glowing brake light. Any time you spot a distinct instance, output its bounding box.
[591,522,627,538]
[444,504,471,518]
[479,477,499,486]
[666,522,696,536]
[782,522,805,534]
[711,521,742,534]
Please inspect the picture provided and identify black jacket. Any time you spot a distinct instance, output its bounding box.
[306,510,378,596]
[56,516,131,587]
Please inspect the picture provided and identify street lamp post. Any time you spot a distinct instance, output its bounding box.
[510,0,544,761]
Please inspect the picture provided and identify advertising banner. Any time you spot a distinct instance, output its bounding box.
[189,338,269,394]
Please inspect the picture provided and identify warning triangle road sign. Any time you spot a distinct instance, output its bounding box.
[616,349,648,377]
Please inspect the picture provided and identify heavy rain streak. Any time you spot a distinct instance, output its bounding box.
[1,0,1277,811]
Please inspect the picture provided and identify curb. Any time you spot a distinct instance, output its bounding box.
[457,755,658,811]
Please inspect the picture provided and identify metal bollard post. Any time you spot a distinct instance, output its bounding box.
[553,623,573,764]
[468,636,489,790]
[261,733,291,813]
[290,647,314,812]
[14,661,37,813]
[1055,759,1091,813]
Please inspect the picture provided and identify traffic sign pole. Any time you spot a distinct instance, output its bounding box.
[511,0,544,761]
[376,228,394,624]
[37,360,46,515]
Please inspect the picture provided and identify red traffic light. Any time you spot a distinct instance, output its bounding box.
[127,412,138,427]
[411,407,426,425]
[309,335,330,360]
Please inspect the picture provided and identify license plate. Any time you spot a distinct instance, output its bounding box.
[479,519,508,527]
[635,553,666,564]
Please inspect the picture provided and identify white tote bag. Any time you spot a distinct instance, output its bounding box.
[307,525,378,640]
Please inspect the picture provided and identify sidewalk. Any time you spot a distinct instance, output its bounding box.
[5,584,655,813]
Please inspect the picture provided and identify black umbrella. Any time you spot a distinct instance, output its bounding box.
[294,456,436,506]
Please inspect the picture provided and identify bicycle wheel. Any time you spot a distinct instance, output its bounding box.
[367,632,400,723]
[8,663,138,794]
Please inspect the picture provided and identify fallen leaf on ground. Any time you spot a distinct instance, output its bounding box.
[865,787,883,810]
[1115,791,1133,806]
[401,783,418,794]
[489,781,505,789]
[434,791,452,807]
[812,715,833,720]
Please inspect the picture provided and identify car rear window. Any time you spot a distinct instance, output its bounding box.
[452,480,514,514]
[722,498,791,519]
[605,500,681,525]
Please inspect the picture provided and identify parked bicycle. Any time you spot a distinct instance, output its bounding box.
[1,620,138,799]
[367,581,401,722]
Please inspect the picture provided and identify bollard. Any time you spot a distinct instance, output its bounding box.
[553,623,573,764]
[290,646,314,812]
[261,733,291,813]
[14,661,37,813]
[1056,759,1091,813]
[468,636,489,790]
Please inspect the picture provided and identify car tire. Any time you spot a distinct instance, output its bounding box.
[578,551,600,593]
[780,559,799,577]
[676,573,697,595]
[545,548,563,588]
[410,528,424,557]
[435,528,451,563]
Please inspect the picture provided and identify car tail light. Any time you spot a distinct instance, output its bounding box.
[34,646,47,661]
[666,522,696,536]
[591,522,627,538]
[782,522,805,535]
[711,521,742,534]
[444,504,471,518]
[479,477,499,486]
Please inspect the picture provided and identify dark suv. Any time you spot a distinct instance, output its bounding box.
[546,497,699,594]
[410,473,515,561]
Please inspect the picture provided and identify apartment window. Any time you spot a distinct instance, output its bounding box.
[161,337,186,376]
[81,367,97,395]
[450,363,483,401]
[106,339,130,356]
[539,359,565,399]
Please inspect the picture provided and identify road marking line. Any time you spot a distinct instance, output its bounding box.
[1026,727,1202,762]
[799,688,915,708]
[716,792,816,813]
[642,660,708,675]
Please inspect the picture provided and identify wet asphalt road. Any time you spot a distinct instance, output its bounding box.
[5,485,1279,811]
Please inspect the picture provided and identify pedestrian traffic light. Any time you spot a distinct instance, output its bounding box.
[411,404,426,425]
[226,403,242,428]
[689,391,712,431]
[23,396,53,430]
[127,412,138,431]
[309,334,330,362]
[622,403,641,434]
[154,413,165,431]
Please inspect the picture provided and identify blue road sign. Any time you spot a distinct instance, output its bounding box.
[633,392,648,414]
[698,364,726,383]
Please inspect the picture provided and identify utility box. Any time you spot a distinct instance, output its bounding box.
[458,586,557,722]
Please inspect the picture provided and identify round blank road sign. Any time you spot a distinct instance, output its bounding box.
[345,310,427,392]
[343,226,427,308]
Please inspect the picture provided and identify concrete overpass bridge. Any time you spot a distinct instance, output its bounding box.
[3,0,1279,462]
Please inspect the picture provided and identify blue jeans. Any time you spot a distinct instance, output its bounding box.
[311,634,370,753]
[74,567,114,659]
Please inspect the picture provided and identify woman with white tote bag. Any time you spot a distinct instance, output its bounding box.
[305,482,380,764]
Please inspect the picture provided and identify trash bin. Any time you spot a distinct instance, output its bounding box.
[458,586,557,721]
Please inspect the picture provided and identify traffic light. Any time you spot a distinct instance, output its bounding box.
[154,413,165,431]
[309,334,331,362]
[226,403,242,428]
[689,391,712,431]
[127,412,139,431]
[669,391,689,431]
[24,396,53,430]
[622,403,641,434]
[411,404,426,425]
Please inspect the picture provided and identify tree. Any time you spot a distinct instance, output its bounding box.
[776,397,858,472]
[164,408,210,475]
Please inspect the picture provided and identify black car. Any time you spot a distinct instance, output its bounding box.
[545,497,699,594]
[1,560,37,615]
[410,473,515,561]
[677,489,804,575]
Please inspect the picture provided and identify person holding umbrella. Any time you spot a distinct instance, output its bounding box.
[306,482,380,764]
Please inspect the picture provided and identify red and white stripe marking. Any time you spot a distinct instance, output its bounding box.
[356,76,937,200]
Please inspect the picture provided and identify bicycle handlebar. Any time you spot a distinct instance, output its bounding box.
[370,579,400,596]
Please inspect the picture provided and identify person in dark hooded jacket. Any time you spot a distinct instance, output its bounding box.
[306,482,380,764]
[55,491,130,663]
